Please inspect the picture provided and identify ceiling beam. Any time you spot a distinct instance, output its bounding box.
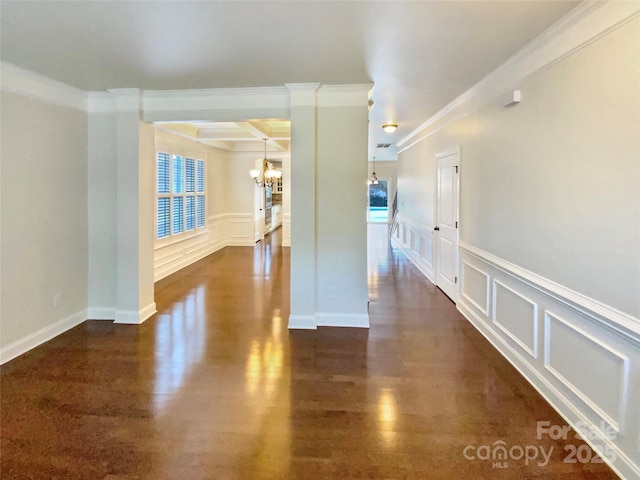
[237,121,272,140]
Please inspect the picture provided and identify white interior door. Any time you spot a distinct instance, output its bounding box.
[435,151,460,302]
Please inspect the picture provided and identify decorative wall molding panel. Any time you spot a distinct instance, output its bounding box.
[457,243,640,480]
[460,241,640,342]
[544,311,629,434]
[153,214,251,281]
[461,261,490,316]
[225,213,255,246]
[282,213,292,247]
[493,280,538,359]
[208,214,228,252]
[390,215,434,282]
[154,231,211,281]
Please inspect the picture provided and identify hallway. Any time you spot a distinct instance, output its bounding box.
[0,227,618,479]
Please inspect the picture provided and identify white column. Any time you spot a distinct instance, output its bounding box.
[110,89,157,324]
[87,111,117,319]
[314,86,371,328]
[286,84,372,329]
[286,84,319,329]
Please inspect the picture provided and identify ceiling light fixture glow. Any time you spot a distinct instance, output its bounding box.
[250,138,282,188]
[368,157,379,185]
[382,123,398,133]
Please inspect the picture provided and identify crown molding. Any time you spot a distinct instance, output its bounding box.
[317,84,374,108]
[1,64,374,116]
[397,0,640,152]
[87,92,115,113]
[285,83,320,107]
[107,88,142,113]
[0,61,87,111]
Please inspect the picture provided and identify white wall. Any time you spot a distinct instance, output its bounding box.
[399,15,640,318]
[226,151,263,246]
[396,11,640,479]
[1,91,88,358]
[227,151,259,214]
[207,146,229,217]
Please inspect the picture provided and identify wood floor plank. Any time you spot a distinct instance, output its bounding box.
[1,226,619,479]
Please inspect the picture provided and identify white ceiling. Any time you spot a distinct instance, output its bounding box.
[0,0,579,159]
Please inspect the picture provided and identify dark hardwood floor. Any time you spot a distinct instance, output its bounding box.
[1,225,618,479]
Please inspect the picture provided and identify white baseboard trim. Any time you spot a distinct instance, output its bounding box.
[316,312,370,328]
[288,315,317,330]
[210,239,226,252]
[114,302,157,325]
[87,307,116,320]
[0,309,87,365]
[226,239,256,247]
[458,301,638,480]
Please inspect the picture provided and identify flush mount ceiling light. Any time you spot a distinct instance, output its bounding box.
[382,123,398,133]
[250,138,282,188]
[368,157,379,185]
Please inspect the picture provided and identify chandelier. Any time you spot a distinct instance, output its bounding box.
[367,157,379,185]
[250,138,282,188]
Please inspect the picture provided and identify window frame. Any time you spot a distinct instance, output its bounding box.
[155,144,207,247]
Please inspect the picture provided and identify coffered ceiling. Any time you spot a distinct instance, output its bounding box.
[157,120,291,153]
[1,0,579,159]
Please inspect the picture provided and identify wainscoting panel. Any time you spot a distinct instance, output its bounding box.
[420,235,432,266]
[208,214,227,251]
[454,241,640,480]
[544,311,629,433]
[493,280,538,359]
[154,232,212,281]
[461,261,490,316]
[282,213,291,247]
[390,215,434,282]
[226,213,254,246]
[153,213,247,281]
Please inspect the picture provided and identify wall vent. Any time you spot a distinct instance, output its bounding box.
[376,143,392,149]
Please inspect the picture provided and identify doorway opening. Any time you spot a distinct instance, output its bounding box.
[368,180,389,223]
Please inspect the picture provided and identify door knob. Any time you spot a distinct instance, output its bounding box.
[434,226,440,231]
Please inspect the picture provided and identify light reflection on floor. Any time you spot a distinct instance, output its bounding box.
[151,228,291,476]
[367,223,393,300]
[153,285,206,416]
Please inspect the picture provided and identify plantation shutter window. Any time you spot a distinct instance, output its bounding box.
[156,150,206,241]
